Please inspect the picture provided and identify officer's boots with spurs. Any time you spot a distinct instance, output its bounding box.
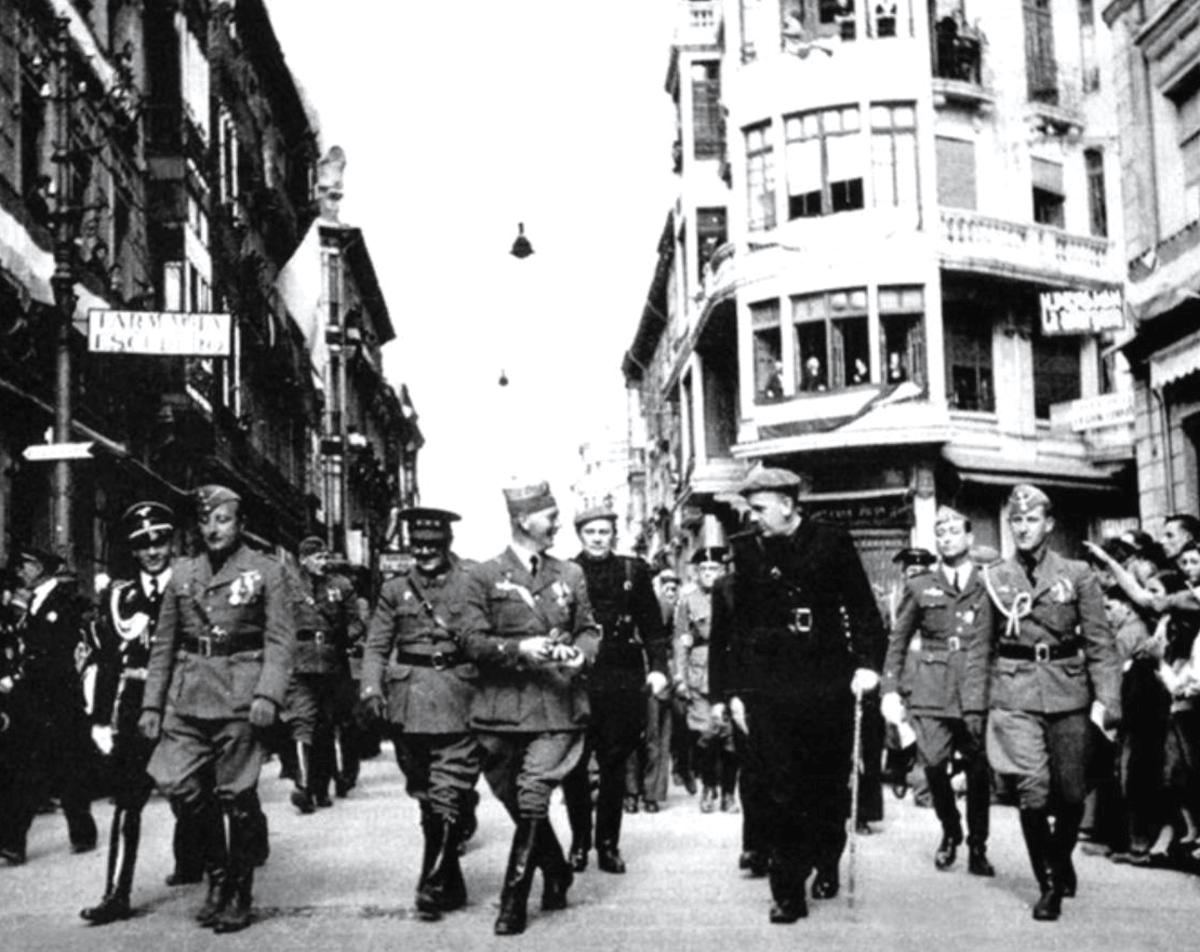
[1020,809,1062,921]
[494,818,541,936]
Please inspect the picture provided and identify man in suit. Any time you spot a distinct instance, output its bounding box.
[359,507,481,921]
[709,467,884,924]
[458,481,601,936]
[563,506,669,874]
[81,502,177,923]
[983,484,1121,921]
[881,506,995,876]
[282,536,360,814]
[139,485,295,933]
[0,546,96,864]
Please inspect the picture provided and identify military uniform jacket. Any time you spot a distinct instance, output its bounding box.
[572,552,669,693]
[360,555,478,734]
[91,575,166,733]
[291,570,359,676]
[882,565,993,716]
[709,521,885,703]
[985,548,1121,717]
[459,547,600,732]
[18,581,86,708]
[674,588,715,697]
[143,544,295,719]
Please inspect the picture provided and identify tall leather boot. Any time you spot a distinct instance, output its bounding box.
[927,766,963,869]
[81,806,136,924]
[538,820,573,910]
[167,802,204,885]
[965,757,995,876]
[1053,802,1084,899]
[415,814,461,920]
[194,801,230,927]
[212,801,256,933]
[494,818,540,936]
[1019,809,1061,921]
[290,742,315,814]
[562,759,593,871]
[719,750,740,813]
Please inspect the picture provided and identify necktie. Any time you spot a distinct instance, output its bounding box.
[529,555,540,579]
[953,568,962,594]
[149,576,159,599]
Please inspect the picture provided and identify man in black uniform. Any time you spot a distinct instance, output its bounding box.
[563,506,669,874]
[282,536,360,813]
[710,468,884,923]
[0,546,97,864]
[80,502,178,923]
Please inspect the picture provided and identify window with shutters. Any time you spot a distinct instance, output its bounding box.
[936,137,976,209]
[793,288,869,392]
[692,62,724,160]
[1023,0,1058,105]
[745,124,777,231]
[752,300,784,402]
[1031,157,1065,228]
[784,105,864,219]
[1084,147,1107,237]
[879,285,925,387]
[871,103,918,210]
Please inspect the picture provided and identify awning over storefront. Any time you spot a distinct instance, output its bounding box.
[942,446,1126,493]
[1149,328,1200,390]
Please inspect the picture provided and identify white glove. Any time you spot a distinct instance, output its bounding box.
[850,668,880,696]
[92,724,114,755]
[710,701,727,725]
[729,696,748,735]
[646,671,669,697]
[881,691,905,726]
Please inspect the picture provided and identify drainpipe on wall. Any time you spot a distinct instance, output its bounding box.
[1152,385,1175,513]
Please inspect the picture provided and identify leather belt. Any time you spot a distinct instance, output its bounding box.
[997,642,1080,662]
[394,649,463,671]
[928,636,963,652]
[296,630,332,645]
[182,635,263,657]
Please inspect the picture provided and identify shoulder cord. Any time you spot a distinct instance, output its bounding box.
[982,564,1032,640]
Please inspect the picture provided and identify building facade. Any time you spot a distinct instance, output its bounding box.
[0,0,419,585]
[1104,0,1200,529]
[625,0,1137,602]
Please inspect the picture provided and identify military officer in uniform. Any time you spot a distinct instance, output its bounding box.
[359,507,482,921]
[0,546,97,864]
[282,536,360,814]
[674,547,736,813]
[563,506,669,874]
[458,481,601,936]
[881,506,996,876]
[139,485,295,933]
[983,484,1121,921]
[709,468,884,924]
[80,503,179,922]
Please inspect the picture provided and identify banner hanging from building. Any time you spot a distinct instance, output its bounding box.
[1039,289,1125,336]
[88,310,231,355]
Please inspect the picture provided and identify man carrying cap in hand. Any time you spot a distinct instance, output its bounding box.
[360,507,482,921]
[139,485,294,933]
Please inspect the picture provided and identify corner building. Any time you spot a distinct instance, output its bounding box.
[625,0,1137,598]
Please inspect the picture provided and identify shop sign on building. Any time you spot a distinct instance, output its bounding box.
[1039,289,1125,336]
[88,310,231,356]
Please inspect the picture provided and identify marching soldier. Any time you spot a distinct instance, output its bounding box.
[282,536,360,814]
[139,485,295,933]
[673,548,736,813]
[359,507,482,921]
[881,506,996,877]
[0,546,97,864]
[563,506,669,874]
[458,481,601,936]
[709,468,884,924]
[80,502,178,923]
[983,484,1121,921]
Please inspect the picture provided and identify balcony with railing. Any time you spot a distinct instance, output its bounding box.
[1025,62,1085,137]
[931,15,991,108]
[939,208,1116,288]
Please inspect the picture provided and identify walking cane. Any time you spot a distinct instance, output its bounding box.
[847,685,864,909]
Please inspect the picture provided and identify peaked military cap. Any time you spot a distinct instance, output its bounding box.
[892,547,936,568]
[1007,483,1051,515]
[16,544,62,574]
[194,484,241,516]
[397,507,460,543]
[656,568,681,584]
[503,481,557,518]
[690,546,728,566]
[120,501,175,545]
[574,505,618,530]
[738,467,803,497]
[297,535,328,558]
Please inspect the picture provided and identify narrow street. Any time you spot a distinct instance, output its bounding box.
[3,747,1196,951]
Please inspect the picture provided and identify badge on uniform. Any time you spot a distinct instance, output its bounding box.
[402,590,413,602]
[962,609,976,626]
[552,580,572,609]
[680,632,694,648]
[228,570,262,606]
[1051,577,1074,603]
[326,587,343,603]
[789,607,813,635]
